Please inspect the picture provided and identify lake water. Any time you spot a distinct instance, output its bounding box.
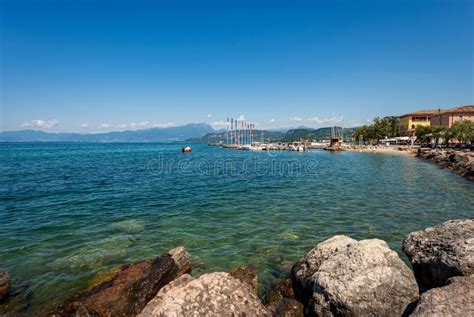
[1,143,473,315]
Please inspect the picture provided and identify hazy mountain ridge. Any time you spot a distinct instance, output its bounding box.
[1,124,358,143]
[0,123,215,142]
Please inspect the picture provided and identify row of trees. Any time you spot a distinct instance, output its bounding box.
[352,116,474,145]
[416,120,474,145]
[352,116,400,143]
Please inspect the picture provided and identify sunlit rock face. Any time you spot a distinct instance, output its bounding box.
[411,275,474,316]
[292,235,419,316]
[139,272,269,316]
[403,218,474,290]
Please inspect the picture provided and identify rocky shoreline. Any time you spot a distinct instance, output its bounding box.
[1,218,473,316]
[416,148,474,181]
[343,146,473,182]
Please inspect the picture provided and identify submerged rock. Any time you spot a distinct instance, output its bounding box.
[84,266,123,292]
[410,275,474,316]
[266,298,304,317]
[291,235,419,316]
[139,272,268,316]
[110,219,146,234]
[266,278,296,303]
[53,247,191,317]
[49,234,134,270]
[0,268,10,303]
[227,264,259,295]
[402,219,474,290]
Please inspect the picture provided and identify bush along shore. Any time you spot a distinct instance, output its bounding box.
[416,148,474,181]
[1,219,473,316]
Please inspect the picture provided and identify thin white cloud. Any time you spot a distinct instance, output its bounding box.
[79,123,89,128]
[117,122,175,130]
[154,122,175,128]
[290,115,344,125]
[207,114,213,118]
[212,120,227,128]
[97,123,112,129]
[21,119,59,129]
[118,121,151,129]
[238,114,246,121]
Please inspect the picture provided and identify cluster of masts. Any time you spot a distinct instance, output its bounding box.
[226,117,259,145]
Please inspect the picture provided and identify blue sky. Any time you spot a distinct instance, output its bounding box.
[1,0,472,132]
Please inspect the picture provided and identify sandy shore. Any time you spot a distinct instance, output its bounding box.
[344,146,418,156]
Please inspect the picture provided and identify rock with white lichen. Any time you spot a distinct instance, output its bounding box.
[139,272,269,316]
[403,219,474,290]
[292,235,419,316]
[410,274,474,316]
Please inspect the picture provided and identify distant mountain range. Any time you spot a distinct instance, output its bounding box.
[186,126,358,143]
[0,123,216,142]
[0,124,358,143]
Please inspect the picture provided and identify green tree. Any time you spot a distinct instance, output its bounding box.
[431,126,447,146]
[372,116,400,141]
[384,116,400,137]
[415,125,432,144]
[353,125,371,143]
[352,116,401,144]
[449,120,474,144]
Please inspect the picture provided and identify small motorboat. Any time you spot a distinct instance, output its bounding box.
[181,146,192,153]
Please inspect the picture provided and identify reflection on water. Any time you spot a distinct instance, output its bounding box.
[0,143,473,315]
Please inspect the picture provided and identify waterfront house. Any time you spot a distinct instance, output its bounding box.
[429,105,474,128]
[399,110,439,136]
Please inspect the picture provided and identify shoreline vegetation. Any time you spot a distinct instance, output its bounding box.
[2,219,472,316]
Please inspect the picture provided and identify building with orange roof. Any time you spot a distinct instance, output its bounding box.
[430,105,474,128]
[399,109,440,136]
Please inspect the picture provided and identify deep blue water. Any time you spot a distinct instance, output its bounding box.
[0,143,473,314]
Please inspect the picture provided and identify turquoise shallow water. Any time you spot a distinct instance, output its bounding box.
[0,143,473,314]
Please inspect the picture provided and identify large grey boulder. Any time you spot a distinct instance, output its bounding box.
[291,235,356,302]
[139,272,269,316]
[402,219,474,290]
[410,274,474,316]
[0,268,10,303]
[291,235,419,316]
